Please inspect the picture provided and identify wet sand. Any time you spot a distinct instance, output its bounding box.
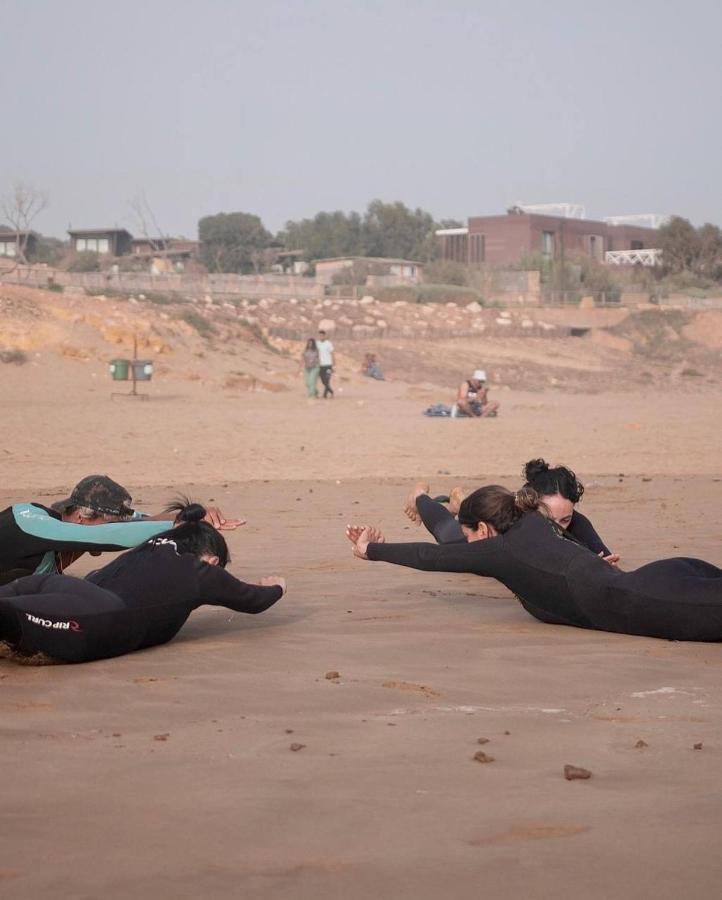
[2,472,722,899]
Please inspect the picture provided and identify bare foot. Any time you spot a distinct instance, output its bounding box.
[403,481,430,525]
[448,486,466,516]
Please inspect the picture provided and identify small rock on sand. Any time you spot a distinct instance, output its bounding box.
[153,733,170,742]
[564,764,592,780]
[473,751,495,764]
[635,739,649,749]
[477,738,490,745]
[693,742,703,750]
[325,671,340,680]
[289,743,306,752]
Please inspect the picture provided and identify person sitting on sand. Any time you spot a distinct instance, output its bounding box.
[454,370,499,418]
[0,475,243,585]
[362,352,385,381]
[0,501,285,664]
[403,458,617,562]
[346,485,722,642]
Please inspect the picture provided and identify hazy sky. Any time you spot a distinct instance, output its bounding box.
[2,0,720,239]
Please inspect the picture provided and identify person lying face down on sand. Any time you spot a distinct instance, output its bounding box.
[346,485,722,642]
[0,502,285,664]
[455,370,499,418]
[403,458,619,565]
[0,474,244,585]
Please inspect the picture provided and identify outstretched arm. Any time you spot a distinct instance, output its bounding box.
[197,565,285,614]
[11,504,174,553]
[347,525,500,576]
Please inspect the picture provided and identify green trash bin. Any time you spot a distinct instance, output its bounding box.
[110,359,130,381]
[131,360,154,381]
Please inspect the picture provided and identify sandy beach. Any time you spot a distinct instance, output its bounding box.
[1,287,722,898]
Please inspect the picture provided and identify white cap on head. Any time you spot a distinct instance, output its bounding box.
[472,369,486,381]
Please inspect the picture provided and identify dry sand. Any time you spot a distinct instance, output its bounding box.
[1,285,722,898]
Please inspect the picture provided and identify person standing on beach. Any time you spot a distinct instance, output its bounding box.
[316,329,335,398]
[301,338,320,397]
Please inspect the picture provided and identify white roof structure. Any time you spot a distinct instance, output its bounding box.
[513,202,586,219]
[603,214,669,229]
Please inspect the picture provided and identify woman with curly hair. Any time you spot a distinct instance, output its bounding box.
[348,486,722,641]
[405,458,616,562]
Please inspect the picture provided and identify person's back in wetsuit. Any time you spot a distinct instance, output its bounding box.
[0,503,173,585]
[365,512,722,642]
[0,540,284,663]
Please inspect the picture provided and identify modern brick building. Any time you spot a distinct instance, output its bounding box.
[437,211,659,267]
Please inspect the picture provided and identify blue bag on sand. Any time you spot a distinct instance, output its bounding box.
[423,404,453,417]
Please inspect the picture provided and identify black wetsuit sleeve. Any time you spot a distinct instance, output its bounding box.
[568,511,610,556]
[196,564,284,614]
[366,540,502,575]
[415,495,465,544]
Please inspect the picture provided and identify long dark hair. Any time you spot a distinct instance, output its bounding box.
[305,338,317,351]
[149,499,230,567]
[458,485,542,534]
[523,458,584,503]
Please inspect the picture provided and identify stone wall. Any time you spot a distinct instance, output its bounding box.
[0,264,325,301]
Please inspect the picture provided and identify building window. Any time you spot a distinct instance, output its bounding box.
[589,235,603,260]
[76,238,86,251]
[542,231,555,257]
[446,233,468,263]
[469,233,485,265]
[0,242,16,257]
[98,238,109,254]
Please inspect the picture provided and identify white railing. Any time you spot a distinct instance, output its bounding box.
[604,214,669,229]
[605,248,662,266]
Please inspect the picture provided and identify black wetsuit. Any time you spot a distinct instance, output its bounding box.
[0,503,172,585]
[367,512,722,641]
[415,494,610,556]
[0,540,283,662]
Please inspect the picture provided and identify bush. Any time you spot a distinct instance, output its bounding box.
[372,284,484,305]
[67,252,100,272]
[0,348,28,364]
[422,260,469,286]
[178,309,217,337]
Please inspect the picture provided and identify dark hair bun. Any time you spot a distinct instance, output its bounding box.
[523,458,549,481]
[163,497,207,524]
[176,503,206,524]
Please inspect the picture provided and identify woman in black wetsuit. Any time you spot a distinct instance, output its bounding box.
[0,504,286,664]
[348,486,722,642]
[407,458,616,561]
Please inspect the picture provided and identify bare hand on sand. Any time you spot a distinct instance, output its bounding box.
[203,507,246,530]
[346,524,385,559]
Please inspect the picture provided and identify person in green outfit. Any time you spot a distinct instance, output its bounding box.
[301,337,320,398]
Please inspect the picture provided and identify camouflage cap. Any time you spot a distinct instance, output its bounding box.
[52,475,134,518]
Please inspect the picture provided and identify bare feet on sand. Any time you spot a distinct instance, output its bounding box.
[403,481,430,525]
[448,486,466,516]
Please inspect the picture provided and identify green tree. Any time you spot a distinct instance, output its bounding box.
[657,216,701,273]
[33,235,66,266]
[280,210,364,262]
[697,223,722,277]
[361,199,437,261]
[198,212,272,273]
